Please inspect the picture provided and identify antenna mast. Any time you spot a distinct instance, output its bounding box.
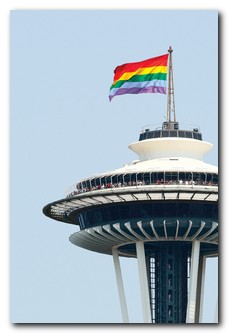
[166,46,176,123]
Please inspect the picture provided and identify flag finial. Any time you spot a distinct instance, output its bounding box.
[168,46,173,53]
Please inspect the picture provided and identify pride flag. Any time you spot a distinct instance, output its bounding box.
[109,54,168,101]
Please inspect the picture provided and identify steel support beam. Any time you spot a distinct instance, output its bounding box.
[136,241,152,323]
[197,255,206,323]
[112,247,129,323]
[186,241,200,323]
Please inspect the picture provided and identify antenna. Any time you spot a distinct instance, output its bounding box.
[166,46,176,123]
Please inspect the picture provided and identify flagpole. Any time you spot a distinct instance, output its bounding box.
[167,46,176,123]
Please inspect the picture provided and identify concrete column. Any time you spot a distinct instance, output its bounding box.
[112,247,129,323]
[197,256,206,323]
[136,241,152,323]
[186,240,200,323]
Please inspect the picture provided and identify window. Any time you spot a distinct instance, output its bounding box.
[193,132,198,139]
[78,201,218,229]
[202,203,213,218]
[190,203,202,217]
[185,132,192,138]
[140,133,147,141]
[147,131,154,139]
[178,203,190,217]
[212,174,218,184]
[165,203,177,217]
[165,172,178,183]
[154,131,161,138]
[153,203,164,217]
[170,131,177,137]
[162,131,169,137]
[178,131,185,137]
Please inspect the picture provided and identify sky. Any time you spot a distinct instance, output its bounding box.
[1,4,223,329]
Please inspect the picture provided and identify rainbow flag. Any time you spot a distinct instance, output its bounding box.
[109,54,168,101]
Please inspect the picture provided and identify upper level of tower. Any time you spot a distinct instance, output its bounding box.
[139,121,202,141]
[129,120,213,161]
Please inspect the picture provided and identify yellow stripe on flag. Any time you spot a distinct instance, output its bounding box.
[112,66,167,85]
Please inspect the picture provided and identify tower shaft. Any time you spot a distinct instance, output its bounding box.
[146,242,188,323]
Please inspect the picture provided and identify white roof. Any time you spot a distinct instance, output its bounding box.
[78,157,217,182]
[77,137,218,182]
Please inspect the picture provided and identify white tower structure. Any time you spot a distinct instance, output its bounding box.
[43,48,218,323]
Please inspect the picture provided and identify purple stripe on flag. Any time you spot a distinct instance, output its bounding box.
[109,86,166,101]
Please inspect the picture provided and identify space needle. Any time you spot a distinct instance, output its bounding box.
[43,47,218,323]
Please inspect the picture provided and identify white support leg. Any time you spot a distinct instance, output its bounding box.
[186,241,200,323]
[112,247,129,323]
[136,241,152,323]
[198,256,206,323]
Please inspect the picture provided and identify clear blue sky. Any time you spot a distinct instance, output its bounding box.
[10,10,218,323]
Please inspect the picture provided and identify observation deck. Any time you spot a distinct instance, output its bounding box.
[43,120,218,257]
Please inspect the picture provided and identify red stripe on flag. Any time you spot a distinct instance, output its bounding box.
[113,54,168,82]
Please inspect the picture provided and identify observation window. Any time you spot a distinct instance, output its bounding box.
[77,201,218,229]
[70,171,218,197]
